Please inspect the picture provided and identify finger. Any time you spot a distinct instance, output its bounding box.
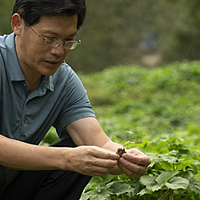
[90,165,116,176]
[117,161,143,177]
[122,150,151,166]
[89,147,119,160]
[91,157,118,168]
[78,148,118,168]
[81,161,117,176]
[118,157,148,176]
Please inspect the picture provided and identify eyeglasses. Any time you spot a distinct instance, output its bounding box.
[25,22,81,50]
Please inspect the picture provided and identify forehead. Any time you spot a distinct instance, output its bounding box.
[33,14,78,36]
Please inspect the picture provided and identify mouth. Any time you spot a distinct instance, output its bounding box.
[45,60,60,66]
[46,60,59,64]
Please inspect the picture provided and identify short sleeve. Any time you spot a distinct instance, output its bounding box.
[52,64,96,139]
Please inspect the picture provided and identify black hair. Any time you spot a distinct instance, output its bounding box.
[12,0,86,29]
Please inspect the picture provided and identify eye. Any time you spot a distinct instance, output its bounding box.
[44,37,57,46]
[46,37,55,41]
[65,38,73,42]
[65,35,76,41]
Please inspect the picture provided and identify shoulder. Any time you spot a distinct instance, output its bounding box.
[57,62,77,77]
[0,33,15,61]
[0,34,9,49]
[53,62,82,86]
[0,35,7,70]
[0,35,7,58]
[0,33,15,71]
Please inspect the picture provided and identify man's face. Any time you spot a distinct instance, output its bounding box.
[16,14,78,77]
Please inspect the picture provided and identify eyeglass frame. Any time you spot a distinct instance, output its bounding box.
[24,21,81,50]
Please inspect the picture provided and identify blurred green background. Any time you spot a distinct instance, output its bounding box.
[2,0,200,73]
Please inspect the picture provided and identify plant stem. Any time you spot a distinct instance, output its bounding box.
[122,194,127,200]
[158,189,171,200]
[123,132,128,148]
[170,190,173,200]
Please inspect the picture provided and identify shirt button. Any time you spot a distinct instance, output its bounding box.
[24,118,28,124]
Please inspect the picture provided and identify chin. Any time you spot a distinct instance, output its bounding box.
[43,71,57,76]
[41,67,59,76]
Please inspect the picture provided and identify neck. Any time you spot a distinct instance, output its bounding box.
[28,76,43,93]
[20,67,43,93]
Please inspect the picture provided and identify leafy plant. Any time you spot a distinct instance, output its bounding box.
[81,135,200,200]
[41,62,200,199]
[39,127,59,146]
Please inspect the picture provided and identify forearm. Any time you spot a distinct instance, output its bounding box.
[0,134,67,170]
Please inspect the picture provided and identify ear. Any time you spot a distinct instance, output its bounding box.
[11,14,23,35]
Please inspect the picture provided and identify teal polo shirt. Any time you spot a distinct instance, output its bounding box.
[0,33,96,186]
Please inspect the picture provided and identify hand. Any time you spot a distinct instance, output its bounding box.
[67,146,120,176]
[117,148,151,177]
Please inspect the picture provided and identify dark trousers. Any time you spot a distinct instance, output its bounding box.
[0,138,91,200]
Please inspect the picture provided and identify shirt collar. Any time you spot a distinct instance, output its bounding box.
[5,33,54,92]
[6,33,25,82]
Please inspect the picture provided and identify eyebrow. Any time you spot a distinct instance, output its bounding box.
[41,30,77,38]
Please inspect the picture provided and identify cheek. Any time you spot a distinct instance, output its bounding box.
[22,36,46,57]
[30,46,49,60]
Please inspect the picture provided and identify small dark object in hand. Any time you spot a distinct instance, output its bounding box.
[116,148,126,157]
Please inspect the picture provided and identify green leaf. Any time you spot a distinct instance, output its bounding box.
[188,177,200,195]
[146,152,158,160]
[165,177,189,190]
[90,175,114,185]
[158,154,180,164]
[139,175,162,191]
[194,173,200,180]
[156,171,179,185]
[80,190,92,200]
[83,182,96,192]
[106,181,132,195]
[169,137,184,143]
[81,189,112,200]
[153,160,174,171]
[137,188,148,196]
[192,159,200,165]
[140,175,157,186]
[151,184,163,192]
[175,159,193,171]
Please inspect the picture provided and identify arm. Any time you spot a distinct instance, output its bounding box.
[66,117,151,177]
[0,133,118,176]
[0,134,65,170]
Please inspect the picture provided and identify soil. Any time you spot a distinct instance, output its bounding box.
[116,148,126,157]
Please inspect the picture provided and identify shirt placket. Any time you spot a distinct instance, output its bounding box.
[18,79,47,141]
[19,81,30,141]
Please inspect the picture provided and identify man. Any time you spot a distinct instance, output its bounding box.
[0,0,151,199]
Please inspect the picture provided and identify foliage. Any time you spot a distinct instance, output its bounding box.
[80,135,200,200]
[78,61,200,199]
[39,127,59,146]
[79,61,200,143]
[41,61,200,199]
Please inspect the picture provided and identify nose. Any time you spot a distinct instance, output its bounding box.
[50,43,66,57]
